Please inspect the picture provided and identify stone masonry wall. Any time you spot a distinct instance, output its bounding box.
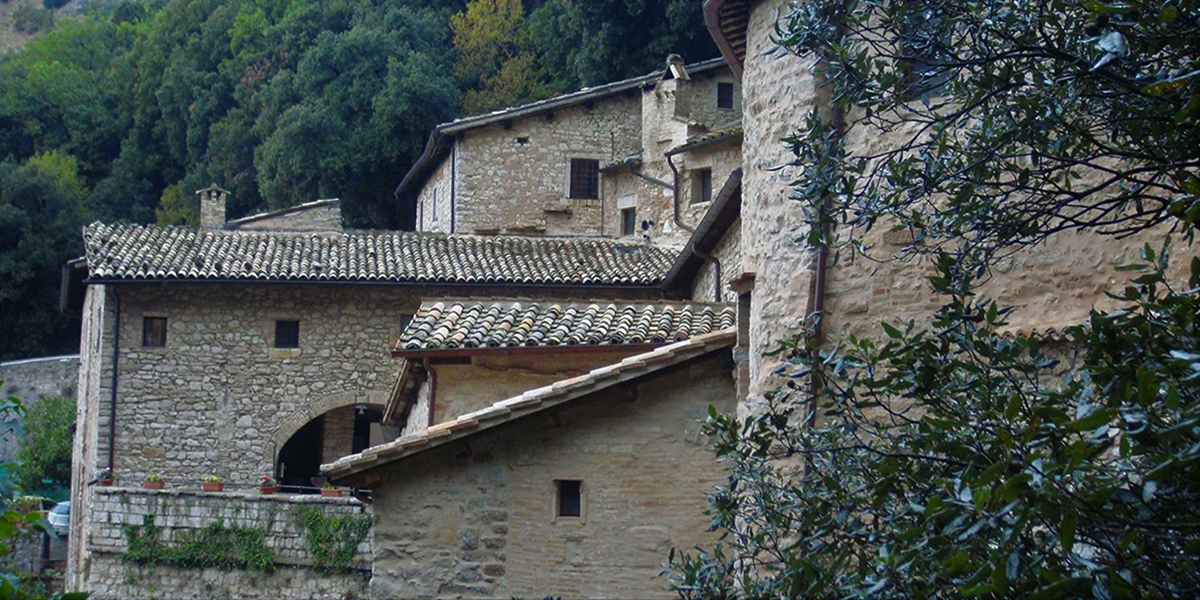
[228,201,342,232]
[416,153,454,233]
[87,283,413,489]
[402,351,650,437]
[452,95,642,236]
[369,352,736,599]
[84,487,370,600]
[737,0,1196,418]
[693,217,743,304]
[740,0,822,412]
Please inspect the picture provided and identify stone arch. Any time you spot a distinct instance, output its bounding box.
[268,388,391,462]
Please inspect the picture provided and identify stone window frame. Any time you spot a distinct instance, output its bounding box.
[266,316,303,359]
[140,312,169,352]
[552,478,587,524]
[691,167,714,205]
[565,156,604,202]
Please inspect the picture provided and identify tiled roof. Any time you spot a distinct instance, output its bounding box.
[81,223,675,286]
[325,328,736,482]
[397,299,735,351]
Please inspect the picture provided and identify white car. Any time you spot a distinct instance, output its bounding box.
[47,502,69,537]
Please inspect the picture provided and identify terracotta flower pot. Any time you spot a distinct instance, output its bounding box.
[320,488,343,498]
[201,482,224,492]
[98,478,114,487]
[143,481,165,490]
[259,486,278,495]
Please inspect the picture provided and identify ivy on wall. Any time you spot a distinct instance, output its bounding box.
[122,515,275,573]
[297,507,371,573]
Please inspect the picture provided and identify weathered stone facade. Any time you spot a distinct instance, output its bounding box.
[729,0,1196,415]
[400,351,651,436]
[83,487,370,600]
[412,59,742,242]
[369,352,735,599]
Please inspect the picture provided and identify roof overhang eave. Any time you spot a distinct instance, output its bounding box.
[390,342,668,360]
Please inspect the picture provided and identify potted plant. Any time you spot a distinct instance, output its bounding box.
[143,474,165,490]
[201,475,224,492]
[259,476,278,495]
[320,482,343,498]
[97,467,114,487]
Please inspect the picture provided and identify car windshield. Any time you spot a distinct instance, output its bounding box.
[50,503,69,515]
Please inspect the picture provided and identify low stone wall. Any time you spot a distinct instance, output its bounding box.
[83,488,371,600]
[0,354,80,461]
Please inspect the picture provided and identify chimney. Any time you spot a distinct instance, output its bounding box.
[196,183,231,230]
[665,54,689,81]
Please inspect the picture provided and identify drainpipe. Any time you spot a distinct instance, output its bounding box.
[666,153,695,235]
[107,286,121,475]
[667,153,721,301]
[450,143,457,234]
[423,358,437,428]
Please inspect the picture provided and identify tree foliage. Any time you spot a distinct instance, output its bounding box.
[15,396,75,498]
[670,1,1200,598]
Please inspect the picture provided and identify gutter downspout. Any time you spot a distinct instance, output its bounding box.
[107,286,121,474]
[450,143,457,234]
[423,358,437,428]
[667,153,721,301]
[808,26,846,428]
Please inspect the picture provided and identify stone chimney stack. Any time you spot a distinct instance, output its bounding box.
[196,183,231,230]
[665,54,689,80]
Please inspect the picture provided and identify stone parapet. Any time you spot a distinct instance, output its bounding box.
[83,487,371,599]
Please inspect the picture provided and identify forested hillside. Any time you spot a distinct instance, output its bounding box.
[0,0,718,360]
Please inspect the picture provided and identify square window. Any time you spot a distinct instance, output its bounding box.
[557,480,582,517]
[692,168,713,205]
[275,320,300,349]
[621,208,637,236]
[143,317,167,348]
[569,159,600,200]
[717,82,735,110]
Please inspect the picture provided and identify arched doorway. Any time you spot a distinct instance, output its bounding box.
[276,403,394,489]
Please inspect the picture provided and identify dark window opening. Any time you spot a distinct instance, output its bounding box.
[557,480,582,517]
[692,169,713,205]
[275,320,300,349]
[143,317,167,347]
[900,9,951,98]
[569,159,600,200]
[352,407,383,455]
[717,82,735,110]
[516,136,530,145]
[621,208,637,236]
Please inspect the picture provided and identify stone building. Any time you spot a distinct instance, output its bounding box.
[396,56,742,244]
[325,329,736,599]
[701,0,1191,414]
[62,187,677,595]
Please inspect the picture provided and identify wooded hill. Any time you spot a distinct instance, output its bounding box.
[0,0,718,361]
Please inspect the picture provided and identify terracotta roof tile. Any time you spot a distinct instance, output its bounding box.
[82,223,675,286]
[398,299,735,351]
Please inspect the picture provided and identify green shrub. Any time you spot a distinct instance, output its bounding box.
[15,396,75,497]
[12,4,52,33]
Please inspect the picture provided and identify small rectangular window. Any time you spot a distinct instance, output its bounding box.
[717,82,735,110]
[275,320,300,349]
[692,168,713,205]
[557,480,582,517]
[621,208,637,236]
[143,317,167,347]
[569,159,600,200]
